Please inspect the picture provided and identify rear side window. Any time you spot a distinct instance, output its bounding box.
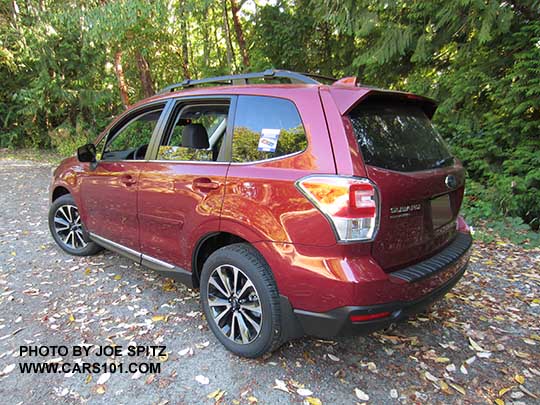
[349,100,453,172]
[157,103,229,162]
[232,96,307,162]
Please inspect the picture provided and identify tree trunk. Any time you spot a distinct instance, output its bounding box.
[211,5,223,65]
[202,5,209,68]
[135,50,155,98]
[179,0,190,79]
[221,0,235,71]
[229,0,249,68]
[180,22,190,79]
[114,50,130,109]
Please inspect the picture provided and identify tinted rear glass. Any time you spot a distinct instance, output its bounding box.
[349,101,453,172]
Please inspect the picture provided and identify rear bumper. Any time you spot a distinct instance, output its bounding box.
[292,259,467,337]
[277,232,472,338]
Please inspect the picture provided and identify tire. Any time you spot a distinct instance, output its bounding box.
[200,243,283,358]
[48,194,102,256]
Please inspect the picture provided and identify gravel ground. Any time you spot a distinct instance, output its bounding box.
[0,157,539,404]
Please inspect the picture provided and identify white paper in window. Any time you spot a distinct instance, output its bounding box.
[258,128,281,152]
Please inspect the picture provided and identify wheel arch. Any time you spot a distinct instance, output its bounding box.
[191,231,252,288]
[52,185,71,201]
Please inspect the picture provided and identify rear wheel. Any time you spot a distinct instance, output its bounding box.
[48,194,102,256]
[200,243,283,358]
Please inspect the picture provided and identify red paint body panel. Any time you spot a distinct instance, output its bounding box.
[366,163,466,270]
[137,162,229,269]
[79,161,147,251]
[253,231,470,312]
[50,81,472,319]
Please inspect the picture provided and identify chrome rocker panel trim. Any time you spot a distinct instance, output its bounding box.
[88,232,193,287]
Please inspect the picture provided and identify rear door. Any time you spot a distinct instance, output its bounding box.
[137,97,233,271]
[347,97,465,270]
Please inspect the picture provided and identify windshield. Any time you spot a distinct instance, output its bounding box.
[349,100,453,172]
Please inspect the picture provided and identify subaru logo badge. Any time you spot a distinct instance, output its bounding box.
[445,175,457,189]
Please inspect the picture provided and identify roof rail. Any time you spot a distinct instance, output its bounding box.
[159,69,334,93]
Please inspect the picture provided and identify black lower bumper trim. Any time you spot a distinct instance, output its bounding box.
[390,232,473,282]
[291,260,468,338]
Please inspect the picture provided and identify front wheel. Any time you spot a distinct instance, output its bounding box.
[48,194,102,256]
[200,243,283,358]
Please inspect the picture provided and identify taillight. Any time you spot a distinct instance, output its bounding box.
[295,176,379,242]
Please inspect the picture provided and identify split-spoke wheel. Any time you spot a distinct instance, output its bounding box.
[48,194,102,256]
[201,243,283,357]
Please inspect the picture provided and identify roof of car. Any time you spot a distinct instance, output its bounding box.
[110,70,437,133]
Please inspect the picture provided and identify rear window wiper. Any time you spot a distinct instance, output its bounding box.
[432,157,454,168]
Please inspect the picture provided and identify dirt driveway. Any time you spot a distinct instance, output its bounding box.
[0,157,539,404]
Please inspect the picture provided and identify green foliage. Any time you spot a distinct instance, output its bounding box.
[0,0,538,239]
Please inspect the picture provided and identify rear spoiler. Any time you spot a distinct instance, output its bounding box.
[328,86,438,119]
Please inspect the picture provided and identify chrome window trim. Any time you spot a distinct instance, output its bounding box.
[144,160,229,165]
[229,150,305,165]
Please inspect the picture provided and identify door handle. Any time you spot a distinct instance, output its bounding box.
[193,177,220,191]
[120,174,137,186]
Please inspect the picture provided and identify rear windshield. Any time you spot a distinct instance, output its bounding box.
[349,100,453,172]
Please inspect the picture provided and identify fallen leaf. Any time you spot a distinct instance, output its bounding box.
[305,397,322,405]
[468,337,484,352]
[425,371,439,382]
[498,387,512,397]
[438,380,451,395]
[195,375,209,385]
[195,341,210,349]
[152,315,167,322]
[178,347,193,356]
[447,381,466,395]
[158,352,168,362]
[96,385,106,394]
[96,372,111,385]
[273,379,289,393]
[0,364,15,375]
[327,354,340,362]
[514,374,525,384]
[494,399,504,405]
[146,374,156,384]
[354,388,369,401]
[208,389,225,401]
[297,388,313,396]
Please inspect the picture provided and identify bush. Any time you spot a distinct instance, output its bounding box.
[49,119,94,157]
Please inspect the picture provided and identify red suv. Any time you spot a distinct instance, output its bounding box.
[49,70,472,357]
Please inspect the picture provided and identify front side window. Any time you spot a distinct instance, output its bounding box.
[232,96,307,163]
[102,107,164,161]
[157,103,229,162]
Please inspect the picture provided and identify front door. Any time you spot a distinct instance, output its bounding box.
[138,98,232,270]
[79,103,167,251]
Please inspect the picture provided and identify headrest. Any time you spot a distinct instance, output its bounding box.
[182,124,209,149]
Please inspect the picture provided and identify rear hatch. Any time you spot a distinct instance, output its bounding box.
[347,95,465,271]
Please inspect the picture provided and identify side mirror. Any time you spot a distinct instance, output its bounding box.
[77,143,96,163]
